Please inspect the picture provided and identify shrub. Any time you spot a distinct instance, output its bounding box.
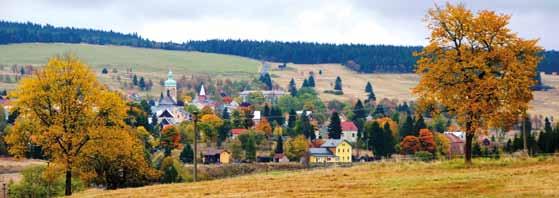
[323,90,344,95]
[8,165,84,198]
[414,151,434,162]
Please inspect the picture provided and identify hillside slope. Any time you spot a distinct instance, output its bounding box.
[74,157,559,198]
[0,43,260,75]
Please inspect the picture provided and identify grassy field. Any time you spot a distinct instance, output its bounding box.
[0,43,261,75]
[271,63,559,118]
[74,156,559,197]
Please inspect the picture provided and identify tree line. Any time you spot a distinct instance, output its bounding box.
[2,20,558,73]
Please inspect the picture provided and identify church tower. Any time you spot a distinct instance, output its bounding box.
[164,70,177,102]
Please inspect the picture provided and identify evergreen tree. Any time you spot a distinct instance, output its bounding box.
[399,115,415,139]
[263,104,271,118]
[133,75,138,86]
[288,109,297,129]
[414,114,426,135]
[218,109,231,147]
[367,91,376,102]
[383,123,396,157]
[308,75,315,87]
[366,121,383,157]
[352,100,366,120]
[139,77,146,90]
[288,78,298,96]
[302,79,309,88]
[365,81,373,93]
[373,104,385,118]
[275,136,284,154]
[101,68,109,74]
[334,76,343,91]
[328,112,342,139]
[179,144,194,163]
[301,113,315,140]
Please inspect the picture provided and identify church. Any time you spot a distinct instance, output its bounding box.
[150,70,189,127]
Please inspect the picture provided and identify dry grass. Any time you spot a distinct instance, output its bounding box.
[271,63,559,118]
[74,157,559,198]
[270,63,418,103]
[0,157,46,184]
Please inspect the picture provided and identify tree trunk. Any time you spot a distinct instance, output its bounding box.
[65,168,72,196]
[464,132,474,165]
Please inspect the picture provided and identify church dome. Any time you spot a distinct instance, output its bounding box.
[164,70,176,87]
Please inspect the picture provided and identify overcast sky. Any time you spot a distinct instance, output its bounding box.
[1,0,558,49]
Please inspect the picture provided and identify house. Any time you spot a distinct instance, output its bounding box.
[220,150,231,164]
[444,133,464,158]
[340,121,358,143]
[202,149,231,164]
[308,139,352,163]
[273,153,290,163]
[239,90,287,103]
[253,110,261,123]
[231,128,248,139]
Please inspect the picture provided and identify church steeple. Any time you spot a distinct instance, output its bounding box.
[164,69,177,102]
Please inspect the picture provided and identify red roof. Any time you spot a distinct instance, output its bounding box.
[231,128,248,135]
[341,121,358,131]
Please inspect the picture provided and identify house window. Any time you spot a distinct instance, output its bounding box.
[352,133,355,137]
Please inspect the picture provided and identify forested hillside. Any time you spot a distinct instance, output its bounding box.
[1,21,557,73]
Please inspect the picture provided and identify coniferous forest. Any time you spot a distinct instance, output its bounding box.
[0,20,558,73]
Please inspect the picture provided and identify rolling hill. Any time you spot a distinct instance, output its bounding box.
[0,43,261,75]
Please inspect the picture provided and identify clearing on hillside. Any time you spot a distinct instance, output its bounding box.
[0,43,261,75]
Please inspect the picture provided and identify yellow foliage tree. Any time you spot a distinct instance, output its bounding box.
[7,54,128,195]
[414,3,541,163]
[200,114,224,145]
[273,126,283,137]
[284,135,309,161]
[376,117,399,138]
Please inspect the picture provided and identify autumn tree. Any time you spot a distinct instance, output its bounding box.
[400,136,421,155]
[414,3,541,163]
[255,117,273,137]
[418,129,437,153]
[284,135,308,161]
[200,114,224,146]
[7,54,129,195]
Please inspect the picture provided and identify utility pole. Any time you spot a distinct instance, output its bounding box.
[522,112,528,156]
[192,110,199,182]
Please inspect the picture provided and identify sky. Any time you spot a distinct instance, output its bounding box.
[1,0,558,49]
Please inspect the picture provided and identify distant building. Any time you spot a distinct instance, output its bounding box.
[202,148,231,164]
[150,70,188,127]
[239,90,287,103]
[444,133,464,158]
[308,139,352,163]
[340,121,358,143]
[231,128,248,139]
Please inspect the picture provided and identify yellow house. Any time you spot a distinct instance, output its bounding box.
[220,150,231,164]
[309,139,352,163]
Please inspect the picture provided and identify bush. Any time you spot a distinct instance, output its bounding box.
[414,151,434,162]
[8,165,84,198]
[323,90,344,95]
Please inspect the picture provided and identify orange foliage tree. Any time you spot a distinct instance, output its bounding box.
[414,3,541,164]
[255,117,273,137]
[400,136,421,155]
[418,129,437,153]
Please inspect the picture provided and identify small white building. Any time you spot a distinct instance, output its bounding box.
[340,121,358,143]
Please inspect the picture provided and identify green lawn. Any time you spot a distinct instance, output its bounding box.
[0,43,260,75]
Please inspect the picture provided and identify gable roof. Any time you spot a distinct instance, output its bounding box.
[308,148,334,157]
[321,139,343,148]
[158,95,176,106]
[159,109,174,118]
[231,128,248,135]
[341,121,358,131]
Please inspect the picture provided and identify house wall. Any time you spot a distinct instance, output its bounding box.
[335,142,352,163]
[220,152,231,164]
[341,130,357,142]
